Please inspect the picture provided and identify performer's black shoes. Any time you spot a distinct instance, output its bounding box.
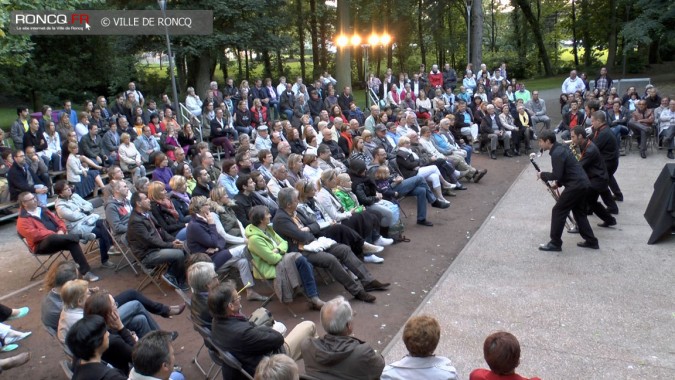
[567,226,579,234]
[640,151,647,159]
[538,242,562,252]
[613,193,623,202]
[597,220,617,228]
[417,219,434,226]
[577,241,599,249]
[668,150,674,159]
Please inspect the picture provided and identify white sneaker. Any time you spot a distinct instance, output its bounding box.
[364,254,384,263]
[374,236,394,246]
[83,272,100,282]
[363,242,384,253]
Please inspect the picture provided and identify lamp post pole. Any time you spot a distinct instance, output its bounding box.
[158,0,180,122]
[466,0,473,67]
[363,44,369,108]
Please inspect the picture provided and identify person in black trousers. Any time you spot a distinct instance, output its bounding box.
[571,126,617,228]
[588,110,622,210]
[537,130,598,251]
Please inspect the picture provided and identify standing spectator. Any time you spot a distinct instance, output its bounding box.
[185,86,203,118]
[561,70,586,95]
[10,106,30,150]
[337,87,354,120]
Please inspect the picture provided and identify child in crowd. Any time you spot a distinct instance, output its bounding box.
[374,166,399,201]
[470,331,541,380]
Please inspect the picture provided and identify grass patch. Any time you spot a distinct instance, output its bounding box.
[524,75,568,91]
[0,108,16,132]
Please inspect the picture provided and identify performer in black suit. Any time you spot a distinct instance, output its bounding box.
[571,126,617,228]
[588,110,622,210]
[537,130,598,251]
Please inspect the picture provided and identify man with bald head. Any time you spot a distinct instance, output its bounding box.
[301,296,385,380]
[274,141,291,165]
[321,127,345,161]
[561,70,586,95]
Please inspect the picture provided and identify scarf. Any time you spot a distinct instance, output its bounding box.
[155,197,178,218]
[399,146,419,160]
[519,111,530,127]
[171,191,191,205]
[340,131,353,151]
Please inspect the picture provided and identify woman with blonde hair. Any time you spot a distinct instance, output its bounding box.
[147,181,187,240]
[66,142,104,198]
[169,175,191,223]
[301,153,322,183]
[286,153,303,186]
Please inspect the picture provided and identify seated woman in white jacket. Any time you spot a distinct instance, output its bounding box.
[118,132,146,180]
[54,180,114,269]
[66,142,104,198]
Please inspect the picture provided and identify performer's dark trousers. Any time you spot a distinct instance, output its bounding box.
[550,187,598,247]
[587,185,615,224]
[604,159,622,209]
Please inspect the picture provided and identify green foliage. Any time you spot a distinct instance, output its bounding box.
[0,0,104,66]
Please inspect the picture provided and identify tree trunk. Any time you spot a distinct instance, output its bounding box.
[319,12,328,72]
[470,0,483,71]
[262,49,272,78]
[296,0,306,81]
[276,49,283,77]
[418,0,427,67]
[491,0,496,52]
[571,0,579,69]
[580,0,592,68]
[244,49,250,80]
[236,48,243,79]
[219,50,229,82]
[309,0,320,78]
[513,0,553,76]
[606,0,617,70]
[194,50,212,99]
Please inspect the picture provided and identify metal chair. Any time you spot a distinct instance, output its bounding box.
[18,233,70,280]
[174,288,210,377]
[242,246,297,318]
[125,247,169,296]
[193,324,254,380]
[102,220,138,275]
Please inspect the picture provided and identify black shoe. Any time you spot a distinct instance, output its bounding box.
[431,200,450,209]
[567,226,579,234]
[417,219,434,226]
[513,149,521,156]
[354,290,376,303]
[504,150,513,157]
[442,188,456,196]
[490,151,497,159]
[640,151,646,158]
[170,331,179,341]
[363,280,390,292]
[538,242,562,252]
[613,194,623,202]
[668,151,674,159]
[598,220,617,228]
[162,274,181,290]
[577,241,599,249]
[473,169,487,183]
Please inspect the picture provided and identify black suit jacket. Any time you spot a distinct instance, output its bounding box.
[8,163,43,201]
[589,124,619,163]
[578,140,608,190]
[272,208,316,252]
[540,143,590,190]
[126,210,175,261]
[211,315,284,380]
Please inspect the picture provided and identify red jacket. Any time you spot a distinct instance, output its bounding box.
[429,71,443,88]
[17,207,67,252]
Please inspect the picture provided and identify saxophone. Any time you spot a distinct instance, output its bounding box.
[563,140,581,161]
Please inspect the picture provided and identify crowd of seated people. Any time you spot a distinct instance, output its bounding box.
[4,65,667,379]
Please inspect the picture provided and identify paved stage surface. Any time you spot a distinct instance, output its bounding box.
[382,151,675,379]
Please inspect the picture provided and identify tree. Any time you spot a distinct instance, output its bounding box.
[620,0,675,65]
[512,0,553,76]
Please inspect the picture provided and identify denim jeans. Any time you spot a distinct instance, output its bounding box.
[114,289,170,317]
[295,255,318,298]
[392,175,435,221]
[235,125,253,137]
[463,144,473,164]
[117,300,159,338]
[283,109,293,121]
[611,124,629,144]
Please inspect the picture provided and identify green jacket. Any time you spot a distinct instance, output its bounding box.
[244,223,289,280]
[333,188,359,212]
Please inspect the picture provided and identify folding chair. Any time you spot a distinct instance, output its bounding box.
[194,324,254,380]
[44,325,75,379]
[242,247,297,318]
[126,248,169,296]
[102,220,138,275]
[82,238,100,258]
[174,288,209,377]
[18,233,70,280]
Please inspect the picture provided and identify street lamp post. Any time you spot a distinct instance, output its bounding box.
[158,0,180,122]
[336,32,391,109]
[466,0,473,67]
